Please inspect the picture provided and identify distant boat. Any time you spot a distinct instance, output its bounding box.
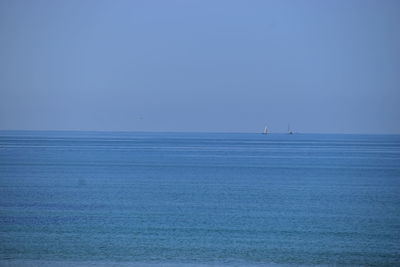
[262,126,269,135]
[288,124,293,135]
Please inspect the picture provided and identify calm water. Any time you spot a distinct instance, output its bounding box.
[0,131,399,266]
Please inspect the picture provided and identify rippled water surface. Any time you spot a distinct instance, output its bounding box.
[0,131,399,266]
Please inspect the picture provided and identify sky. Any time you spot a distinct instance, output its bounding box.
[0,0,399,134]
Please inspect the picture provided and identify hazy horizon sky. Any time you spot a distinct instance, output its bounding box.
[1,0,399,134]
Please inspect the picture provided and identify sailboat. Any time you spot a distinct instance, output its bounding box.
[288,124,293,135]
[262,126,269,135]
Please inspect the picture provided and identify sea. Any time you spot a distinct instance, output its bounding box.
[0,131,399,267]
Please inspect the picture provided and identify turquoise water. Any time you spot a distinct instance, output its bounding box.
[0,131,399,266]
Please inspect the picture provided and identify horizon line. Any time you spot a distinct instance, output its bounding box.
[0,129,399,136]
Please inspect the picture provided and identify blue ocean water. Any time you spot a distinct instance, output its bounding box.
[0,131,399,266]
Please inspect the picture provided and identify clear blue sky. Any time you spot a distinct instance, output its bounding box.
[0,0,399,133]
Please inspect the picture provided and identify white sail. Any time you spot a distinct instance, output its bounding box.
[263,126,268,134]
[288,124,293,134]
